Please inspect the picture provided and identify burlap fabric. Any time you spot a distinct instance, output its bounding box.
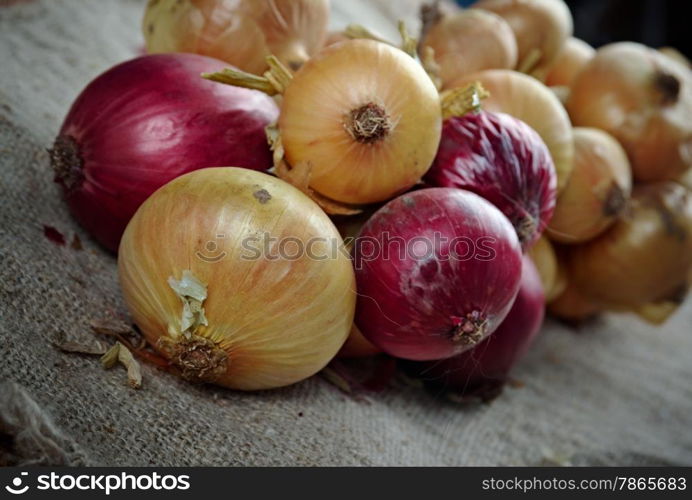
[1,0,691,466]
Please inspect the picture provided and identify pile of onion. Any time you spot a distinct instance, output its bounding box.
[118,168,355,390]
[567,42,692,182]
[425,110,557,248]
[49,53,277,253]
[353,188,523,361]
[206,39,442,208]
[568,182,692,308]
[143,0,330,73]
[548,128,632,244]
[418,8,517,89]
[405,255,545,398]
[448,69,574,192]
[475,0,573,77]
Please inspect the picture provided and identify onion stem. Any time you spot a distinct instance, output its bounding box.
[440,81,490,119]
[202,56,293,96]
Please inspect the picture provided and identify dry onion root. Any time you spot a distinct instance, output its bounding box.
[418,7,517,90]
[567,42,692,183]
[448,69,574,192]
[547,128,632,244]
[118,168,355,390]
[567,182,692,310]
[475,0,572,78]
[143,0,330,74]
[205,39,442,210]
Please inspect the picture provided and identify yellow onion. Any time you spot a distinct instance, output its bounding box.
[449,69,574,191]
[567,42,692,182]
[475,0,572,76]
[568,182,692,308]
[338,324,381,358]
[143,0,330,74]
[419,8,517,89]
[207,40,442,206]
[527,235,565,302]
[118,168,355,390]
[548,279,601,323]
[659,47,691,69]
[548,128,632,244]
[679,168,692,191]
[545,37,595,88]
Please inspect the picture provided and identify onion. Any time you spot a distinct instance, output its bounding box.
[118,168,355,390]
[475,0,573,76]
[143,0,330,73]
[419,8,518,89]
[548,279,601,323]
[547,128,632,244]
[406,255,544,398]
[49,53,278,253]
[207,39,442,207]
[545,37,595,88]
[568,182,692,308]
[338,324,381,358]
[448,69,574,192]
[353,188,523,361]
[425,110,557,247]
[567,42,692,182]
[528,235,565,302]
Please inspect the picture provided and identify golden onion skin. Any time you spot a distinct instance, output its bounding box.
[547,128,632,244]
[527,235,564,302]
[420,9,518,89]
[450,69,574,192]
[118,168,355,390]
[568,182,692,307]
[279,39,442,204]
[545,37,595,88]
[143,0,330,74]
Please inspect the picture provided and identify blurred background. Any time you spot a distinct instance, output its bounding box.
[455,0,691,57]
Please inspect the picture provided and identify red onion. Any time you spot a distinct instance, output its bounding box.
[353,188,523,361]
[50,53,278,252]
[405,255,545,398]
[424,111,557,248]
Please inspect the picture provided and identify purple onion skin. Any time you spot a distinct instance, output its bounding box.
[425,111,557,248]
[407,255,545,396]
[51,53,278,252]
[354,188,523,361]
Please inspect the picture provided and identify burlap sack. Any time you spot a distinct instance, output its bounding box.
[1,0,691,466]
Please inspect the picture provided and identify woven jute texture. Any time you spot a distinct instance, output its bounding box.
[1,0,691,466]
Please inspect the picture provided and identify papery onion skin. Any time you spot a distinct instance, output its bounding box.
[279,39,442,204]
[143,0,330,74]
[354,188,523,361]
[547,128,632,244]
[475,0,572,76]
[545,37,595,88]
[449,69,574,192]
[425,111,557,248]
[118,168,355,390]
[419,9,518,89]
[405,255,544,396]
[568,182,692,307]
[567,42,692,182]
[50,53,278,253]
[528,235,564,302]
